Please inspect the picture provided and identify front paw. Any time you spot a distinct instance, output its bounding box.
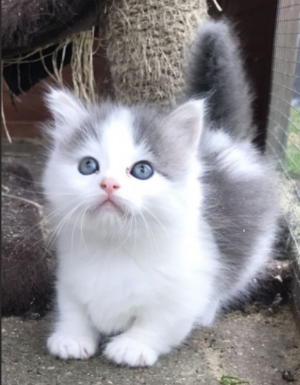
[104,335,158,367]
[47,332,97,360]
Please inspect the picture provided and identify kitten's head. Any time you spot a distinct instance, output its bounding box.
[42,89,204,234]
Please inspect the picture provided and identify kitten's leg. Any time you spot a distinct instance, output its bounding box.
[104,310,195,367]
[47,285,99,360]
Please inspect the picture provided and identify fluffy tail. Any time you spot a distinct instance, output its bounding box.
[186,20,254,140]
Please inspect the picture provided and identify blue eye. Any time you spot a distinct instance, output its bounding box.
[130,161,154,180]
[78,157,99,175]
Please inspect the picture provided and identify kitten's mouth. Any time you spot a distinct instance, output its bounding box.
[101,199,120,209]
[90,197,124,213]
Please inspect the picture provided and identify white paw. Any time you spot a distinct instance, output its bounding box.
[47,332,97,360]
[104,335,158,367]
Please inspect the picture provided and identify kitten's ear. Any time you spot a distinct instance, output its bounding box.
[44,88,86,124]
[164,100,205,150]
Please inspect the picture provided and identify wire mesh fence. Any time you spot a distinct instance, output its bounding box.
[266,0,300,323]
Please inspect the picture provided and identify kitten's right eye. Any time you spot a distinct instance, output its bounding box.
[78,157,99,175]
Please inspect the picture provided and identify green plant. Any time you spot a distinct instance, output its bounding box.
[219,375,250,385]
[286,108,300,176]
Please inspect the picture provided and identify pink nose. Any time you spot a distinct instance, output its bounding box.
[100,178,121,195]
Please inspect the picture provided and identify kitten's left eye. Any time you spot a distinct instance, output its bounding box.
[130,161,154,180]
[78,157,99,175]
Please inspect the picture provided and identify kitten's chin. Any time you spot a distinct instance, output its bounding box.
[85,198,132,234]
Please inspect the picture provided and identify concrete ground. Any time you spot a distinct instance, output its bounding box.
[2,306,300,385]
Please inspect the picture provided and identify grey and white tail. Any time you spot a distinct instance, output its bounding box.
[186,20,254,140]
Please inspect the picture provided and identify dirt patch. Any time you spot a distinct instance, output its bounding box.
[2,306,299,385]
[2,157,54,316]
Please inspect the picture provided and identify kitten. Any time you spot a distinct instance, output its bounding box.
[43,21,279,367]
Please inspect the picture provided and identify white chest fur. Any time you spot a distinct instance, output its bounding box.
[56,223,214,335]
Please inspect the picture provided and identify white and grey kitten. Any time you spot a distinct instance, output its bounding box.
[43,21,279,367]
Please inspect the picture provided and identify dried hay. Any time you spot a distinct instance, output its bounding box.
[2,28,98,141]
[2,0,211,140]
[71,28,98,104]
[103,0,208,104]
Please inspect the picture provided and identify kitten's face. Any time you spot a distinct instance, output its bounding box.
[43,89,204,232]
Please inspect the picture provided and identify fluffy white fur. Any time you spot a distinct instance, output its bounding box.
[43,89,276,367]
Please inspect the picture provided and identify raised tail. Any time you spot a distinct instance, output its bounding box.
[186,20,254,140]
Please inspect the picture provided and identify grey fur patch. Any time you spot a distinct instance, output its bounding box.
[58,102,121,155]
[131,104,200,180]
[201,145,277,276]
[66,121,99,151]
[185,20,255,141]
[186,20,279,297]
